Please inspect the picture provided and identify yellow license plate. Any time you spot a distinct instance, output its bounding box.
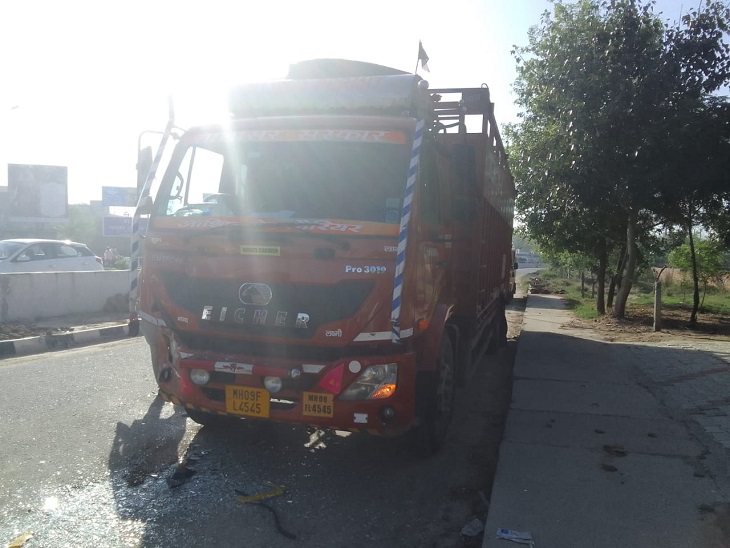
[225,386,270,417]
[302,392,334,418]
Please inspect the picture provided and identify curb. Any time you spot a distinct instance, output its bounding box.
[0,325,138,360]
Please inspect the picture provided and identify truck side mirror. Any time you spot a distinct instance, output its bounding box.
[136,194,154,215]
[137,146,153,197]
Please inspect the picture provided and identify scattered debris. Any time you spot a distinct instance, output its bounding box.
[594,429,606,434]
[166,463,197,488]
[496,528,535,546]
[528,278,548,294]
[602,444,628,457]
[7,533,34,548]
[235,482,285,503]
[461,518,484,537]
[236,483,296,539]
[478,490,490,512]
[601,463,618,472]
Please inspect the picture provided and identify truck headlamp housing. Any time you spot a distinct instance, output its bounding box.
[190,369,210,385]
[340,363,397,401]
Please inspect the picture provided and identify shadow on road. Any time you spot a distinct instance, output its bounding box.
[107,393,188,542]
[108,395,187,485]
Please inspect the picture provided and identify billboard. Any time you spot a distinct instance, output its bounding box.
[7,164,68,223]
[103,215,148,237]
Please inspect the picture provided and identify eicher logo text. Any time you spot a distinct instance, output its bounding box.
[201,306,309,328]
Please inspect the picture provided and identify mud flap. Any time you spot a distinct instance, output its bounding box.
[410,334,456,456]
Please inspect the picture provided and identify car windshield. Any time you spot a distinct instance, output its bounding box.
[0,241,24,260]
[154,128,411,224]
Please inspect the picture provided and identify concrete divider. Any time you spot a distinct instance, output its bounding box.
[0,271,131,322]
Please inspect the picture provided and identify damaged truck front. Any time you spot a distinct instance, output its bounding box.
[137,60,515,453]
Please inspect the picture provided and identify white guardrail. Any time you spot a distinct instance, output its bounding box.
[0,271,131,322]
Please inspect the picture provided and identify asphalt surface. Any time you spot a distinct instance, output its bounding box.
[483,294,730,548]
[4,286,730,547]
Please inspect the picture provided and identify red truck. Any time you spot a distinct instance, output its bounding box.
[136,59,515,453]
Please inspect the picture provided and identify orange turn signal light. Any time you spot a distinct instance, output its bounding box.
[371,384,396,399]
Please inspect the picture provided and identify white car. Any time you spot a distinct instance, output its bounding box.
[0,239,104,273]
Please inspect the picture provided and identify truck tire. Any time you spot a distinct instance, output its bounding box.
[497,307,508,348]
[411,334,456,455]
[486,304,508,352]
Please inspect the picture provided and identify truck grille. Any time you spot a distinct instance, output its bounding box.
[161,272,374,339]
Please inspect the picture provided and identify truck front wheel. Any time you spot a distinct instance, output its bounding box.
[412,334,456,455]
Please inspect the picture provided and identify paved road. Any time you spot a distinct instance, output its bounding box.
[0,328,519,547]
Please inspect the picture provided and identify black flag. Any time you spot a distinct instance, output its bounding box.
[418,41,430,72]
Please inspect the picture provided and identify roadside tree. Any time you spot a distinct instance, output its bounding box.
[508,0,730,318]
[668,237,728,320]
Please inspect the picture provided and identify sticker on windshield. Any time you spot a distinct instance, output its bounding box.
[240,245,280,256]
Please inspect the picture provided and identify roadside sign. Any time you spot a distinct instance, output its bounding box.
[102,186,138,207]
[103,216,148,237]
[7,164,68,222]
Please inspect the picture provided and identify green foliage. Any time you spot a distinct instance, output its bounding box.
[55,205,97,246]
[542,249,595,273]
[112,257,131,270]
[509,0,730,318]
[668,237,728,286]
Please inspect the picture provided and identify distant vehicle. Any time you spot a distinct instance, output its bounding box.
[0,239,104,273]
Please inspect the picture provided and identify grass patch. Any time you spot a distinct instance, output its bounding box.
[537,268,729,332]
[564,297,601,320]
[632,291,730,315]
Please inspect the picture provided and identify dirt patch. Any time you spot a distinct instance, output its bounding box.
[0,323,58,341]
[563,303,730,343]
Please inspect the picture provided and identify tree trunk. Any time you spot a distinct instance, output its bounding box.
[607,245,626,310]
[613,210,638,319]
[688,227,700,326]
[595,237,607,315]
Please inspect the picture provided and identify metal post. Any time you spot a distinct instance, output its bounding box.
[653,266,666,332]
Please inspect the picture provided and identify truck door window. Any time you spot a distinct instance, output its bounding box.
[163,146,225,216]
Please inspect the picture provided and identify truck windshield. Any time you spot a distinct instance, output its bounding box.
[155,129,411,224]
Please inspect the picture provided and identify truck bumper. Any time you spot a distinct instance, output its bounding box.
[145,327,418,436]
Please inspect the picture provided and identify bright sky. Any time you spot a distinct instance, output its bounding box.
[0,0,692,205]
